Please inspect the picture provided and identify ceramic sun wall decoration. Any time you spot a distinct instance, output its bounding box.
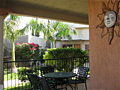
[96,0,120,45]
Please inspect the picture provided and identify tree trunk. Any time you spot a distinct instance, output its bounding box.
[55,41,56,48]
[61,39,63,48]
[11,41,17,73]
[52,41,54,48]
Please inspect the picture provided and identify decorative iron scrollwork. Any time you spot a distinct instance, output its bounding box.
[96,0,120,44]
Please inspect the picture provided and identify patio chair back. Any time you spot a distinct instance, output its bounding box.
[27,73,68,90]
[78,67,89,78]
[69,67,89,90]
[41,77,50,90]
[26,73,32,86]
[40,65,54,76]
[27,73,42,90]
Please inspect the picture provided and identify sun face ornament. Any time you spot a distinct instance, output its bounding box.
[96,0,120,45]
[104,11,116,28]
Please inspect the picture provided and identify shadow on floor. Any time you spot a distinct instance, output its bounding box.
[58,78,90,90]
[27,78,90,90]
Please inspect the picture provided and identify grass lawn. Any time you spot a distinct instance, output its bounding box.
[4,69,18,81]
[4,82,31,90]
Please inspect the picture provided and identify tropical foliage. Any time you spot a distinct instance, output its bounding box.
[44,21,78,48]
[17,67,32,82]
[15,42,39,60]
[17,66,41,82]
[4,15,26,72]
[29,19,45,36]
[28,19,77,48]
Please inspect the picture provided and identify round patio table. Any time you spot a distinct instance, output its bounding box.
[44,72,76,90]
[44,72,76,79]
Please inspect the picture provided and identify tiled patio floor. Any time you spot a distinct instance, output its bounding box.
[77,78,90,90]
[58,78,90,90]
[4,78,90,90]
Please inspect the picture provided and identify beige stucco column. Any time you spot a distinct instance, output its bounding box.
[88,0,120,90]
[0,15,4,90]
[0,8,10,89]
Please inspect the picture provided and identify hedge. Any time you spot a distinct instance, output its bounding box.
[43,47,89,71]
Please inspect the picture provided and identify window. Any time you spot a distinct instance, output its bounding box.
[63,44,72,48]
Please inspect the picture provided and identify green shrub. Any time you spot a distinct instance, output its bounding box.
[43,47,88,59]
[17,66,41,82]
[43,47,89,72]
[17,67,33,82]
[37,49,46,63]
[15,42,39,60]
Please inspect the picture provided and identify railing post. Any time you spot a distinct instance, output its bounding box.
[0,8,11,90]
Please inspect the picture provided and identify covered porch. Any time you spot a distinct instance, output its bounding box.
[1,0,120,90]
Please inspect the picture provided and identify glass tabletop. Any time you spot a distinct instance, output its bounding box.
[44,72,76,79]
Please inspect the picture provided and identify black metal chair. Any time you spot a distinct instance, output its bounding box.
[40,66,54,76]
[27,73,67,90]
[40,66,57,88]
[26,73,42,90]
[68,67,89,90]
[42,77,68,90]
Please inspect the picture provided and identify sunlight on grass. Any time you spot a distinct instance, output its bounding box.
[4,73,18,81]
[4,82,31,90]
[4,68,18,81]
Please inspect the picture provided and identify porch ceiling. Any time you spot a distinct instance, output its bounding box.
[5,0,88,24]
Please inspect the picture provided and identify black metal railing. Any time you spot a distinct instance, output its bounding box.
[4,58,89,90]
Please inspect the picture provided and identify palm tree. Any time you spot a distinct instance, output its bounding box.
[54,21,77,48]
[43,20,55,48]
[27,19,77,48]
[44,21,78,48]
[28,19,54,46]
[29,19,45,37]
[4,15,28,72]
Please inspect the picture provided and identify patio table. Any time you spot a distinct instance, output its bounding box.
[44,72,76,79]
[44,72,76,90]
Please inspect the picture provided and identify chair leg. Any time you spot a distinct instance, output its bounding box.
[69,83,77,90]
[66,84,68,90]
[85,81,87,90]
[68,84,73,90]
[75,84,78,90]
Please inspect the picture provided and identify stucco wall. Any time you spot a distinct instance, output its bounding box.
[81,41,89,50]
[63,41,89,50]
[4,35,28,50]
[16,35,28,43]
[73,28,89,40]
[4,39,12,50]
[63,28,89,40]
[55,28,89,50]
[28,35,46,49]
[56,40,89,50]
[4,35,46,51]
[56,41,61,48]
[89,0,120,90]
